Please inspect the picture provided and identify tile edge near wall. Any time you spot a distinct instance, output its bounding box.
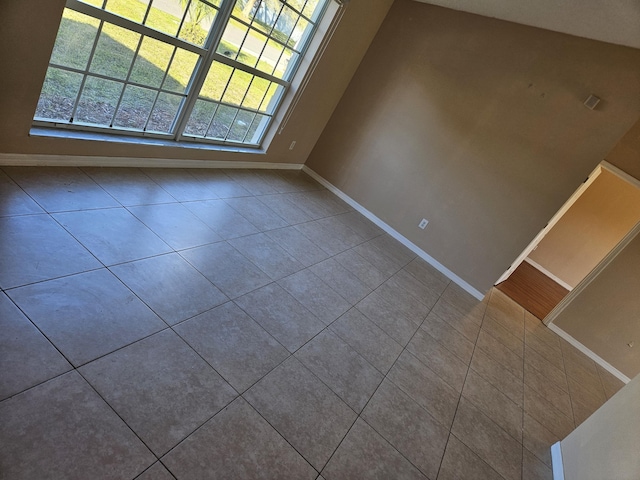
[0,153,305,170]
[301,165,485,301]
[547,322,631,384]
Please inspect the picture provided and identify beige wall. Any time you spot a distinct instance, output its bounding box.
[305,0,640,293]
[0,0,393,164]
[607,117,640,180]
[528,169,640,288]
[553,231,640,378]
[560,372,640,480]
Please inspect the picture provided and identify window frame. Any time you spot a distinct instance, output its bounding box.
[33,0,331,149]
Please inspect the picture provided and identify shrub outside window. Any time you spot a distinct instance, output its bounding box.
[33,0,329,148]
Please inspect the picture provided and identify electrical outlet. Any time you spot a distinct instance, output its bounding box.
[289,141,296,150]
[628,341,635,348]
[419,218,428,229]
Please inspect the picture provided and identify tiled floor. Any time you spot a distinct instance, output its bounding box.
[0,166,626,480]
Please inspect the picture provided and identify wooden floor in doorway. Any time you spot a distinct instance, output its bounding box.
[496,260,570,320]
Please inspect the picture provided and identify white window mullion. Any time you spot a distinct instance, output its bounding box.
[67,0,207,56]
[172,0,237,141]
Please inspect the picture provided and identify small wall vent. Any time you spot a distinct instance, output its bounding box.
[584,94,601,110]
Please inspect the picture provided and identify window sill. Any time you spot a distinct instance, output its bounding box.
[29,127,266,155]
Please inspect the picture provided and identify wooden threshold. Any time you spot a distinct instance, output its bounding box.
[496,260,569,320]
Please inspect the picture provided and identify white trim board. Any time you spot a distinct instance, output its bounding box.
[302,166,485,300]
[524,258,574,291]
[551,442,565,480]
[0,153,304,170]
[547,323,631,384]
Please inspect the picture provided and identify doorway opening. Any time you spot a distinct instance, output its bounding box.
[495,161,640,321]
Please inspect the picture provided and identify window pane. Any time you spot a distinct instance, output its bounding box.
[238,29,269,70]
[275,47,297,80]
[34,68,83,122]
[290,16,310,51]
[129,37,173,88]
[89,23,140,80]
[162,48,199,94]
[50,9,100,70]
[243,0,280,36]
[75,76,124,125]
[246,113,269,144]
[178,0,219,47]
[264,38,284,76]
[146,92,182,132]
[113,85,157,129]
[272,5,296,42]
[286,0,306,13]
[200,61,233,101]
[145,0,187,37]
[104,0,150,24]
[221,69,252,106]
[217,18,247,61]
[242,76,269,110]
[184,99,217,136]
[207,104,237,139]
[260,82,282,113]
[79,0,105,7]
[226,109,255,142]
[303,0,323,20]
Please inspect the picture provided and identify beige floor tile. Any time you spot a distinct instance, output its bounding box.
[452,399,523,480]
[296,330,383,412]
[470,348,524,407]
[437,435,504,480]
[524,363,573,419]
[322,419,427,480]
[476,330,524,379]
[523,413,558,467]
[421,313,475,364]
[173,302,289,392]
[329,308,403,374]
[163,398,316,479]
[524,385,574,440]
[524,345,568,392]
[79,330,236,456]
[407,328,469,392]
[481,316,524,358]
[362,379,449,479]
[523,447,553,480]
[387,351,460,428]
[431,298,483,342]
[462,370,523,442]
[244,357,356,470]
[0,372,154,480]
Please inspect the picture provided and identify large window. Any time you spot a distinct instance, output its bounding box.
[33,0,330,147]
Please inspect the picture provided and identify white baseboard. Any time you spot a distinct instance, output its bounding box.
[524,258,574,291]
[302,166,485,301]
[551,442,565,480]
[547,323,631,384]
[0,153,304,170]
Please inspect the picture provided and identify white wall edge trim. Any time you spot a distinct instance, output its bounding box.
[302,166,485,300]
[0,153,304,170]
[524,258,574,291]
[547,323,631,384]
[551,442,565,480]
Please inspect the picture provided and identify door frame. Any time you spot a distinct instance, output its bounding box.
[544,218,640,326]
[495,161,638,285]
